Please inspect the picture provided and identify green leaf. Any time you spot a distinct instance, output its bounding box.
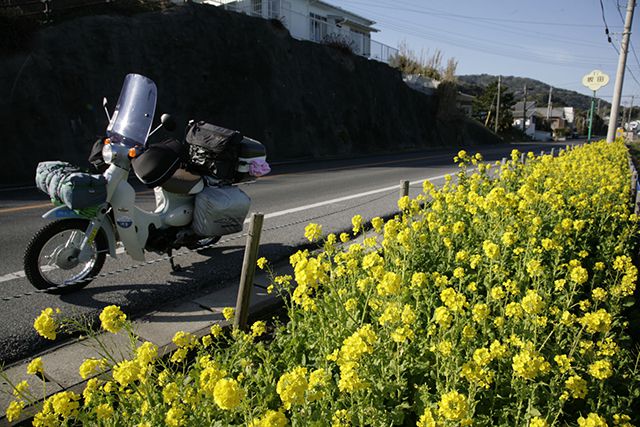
[528,407,542,417]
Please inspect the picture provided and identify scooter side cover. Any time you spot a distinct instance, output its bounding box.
[192,186,250,237]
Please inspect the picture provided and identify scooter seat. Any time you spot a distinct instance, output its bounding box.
[161,168,204,194]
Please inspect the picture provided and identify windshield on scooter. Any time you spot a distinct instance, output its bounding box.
[106,74,157,148]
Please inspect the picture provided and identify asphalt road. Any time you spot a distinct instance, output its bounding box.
[0,141,572,365]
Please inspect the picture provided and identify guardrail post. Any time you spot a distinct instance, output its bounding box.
[540,150,544,157]
[551,148,555,156]
[400,180,409,199]
[234,212,264,330]
[520,153,526,163]
[501,157,507,166]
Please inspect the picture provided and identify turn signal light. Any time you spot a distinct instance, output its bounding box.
[104,138,111,145]
[128,148,138,158]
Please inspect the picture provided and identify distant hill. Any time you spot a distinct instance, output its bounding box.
[457,74,610,113]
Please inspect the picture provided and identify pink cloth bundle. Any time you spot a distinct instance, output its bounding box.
[249,159,271,177]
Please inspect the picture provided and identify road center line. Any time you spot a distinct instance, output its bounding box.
[0,173,448,285]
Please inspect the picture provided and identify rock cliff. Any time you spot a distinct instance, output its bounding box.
[0,3,499,185]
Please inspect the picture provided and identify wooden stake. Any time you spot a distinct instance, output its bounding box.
[234,212,264,330]
[400,180,409,199]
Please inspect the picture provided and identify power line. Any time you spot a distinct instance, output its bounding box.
[597,0,640,90]
[600,0,614,42]
[614,0,640,103]
[340,3,617,64]
[339,0,619,28]
[336,0,618,66]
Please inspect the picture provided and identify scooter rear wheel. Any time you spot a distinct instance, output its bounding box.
[24,219,107,294]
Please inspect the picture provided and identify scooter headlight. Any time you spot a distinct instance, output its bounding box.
[102,143,115,164]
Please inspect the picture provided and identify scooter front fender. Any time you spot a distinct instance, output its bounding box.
[42,206,118,258]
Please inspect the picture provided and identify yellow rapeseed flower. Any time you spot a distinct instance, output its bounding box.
[304,223,322,242]
[276,366,308,409]
[351,214,363,234]
[332,409,350,427]
[530,417,549,427]
[213,378,245,410]
[5,400,24,422]
[256,257,268,269]
[482,240,500,260]
[173,331,197,349]
[581,309,612,334]
[79,358,104,380]
[577,413,608,427]
[95,403,113,419]
[165,406,185,427]
[512,349,550,380]
[112,359,141,387]
[437,390,468,421]
[376,271,401,296]
[521,289,545,315]
[27,357,43,375]
[99,305,126,334]
[222,307,235,321]
[251,320,267,337]
[565,375,587,399]
[588,359,613,380]
[33,307,58,340]
[210,323,223,337]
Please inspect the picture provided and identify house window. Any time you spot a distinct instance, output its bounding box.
[349,28,364,54]
[268,0,280,19]
[251,0,262,16]
[310,12,328,42]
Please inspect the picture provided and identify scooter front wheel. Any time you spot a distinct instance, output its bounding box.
[24,219,107,294]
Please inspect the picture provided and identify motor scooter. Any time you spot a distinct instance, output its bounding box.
[24,74,252,293]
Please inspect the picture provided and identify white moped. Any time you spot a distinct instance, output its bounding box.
[24,74,224,293]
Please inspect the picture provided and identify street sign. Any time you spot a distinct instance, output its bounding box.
[582,70,610,91]
[582,70,610,142]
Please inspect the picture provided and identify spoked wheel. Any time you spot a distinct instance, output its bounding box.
[24,219,107,294]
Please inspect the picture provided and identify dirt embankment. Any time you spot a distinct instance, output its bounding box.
[0,3,499,186]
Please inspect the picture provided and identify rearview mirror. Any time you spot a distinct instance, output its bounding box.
[160,113,176,132]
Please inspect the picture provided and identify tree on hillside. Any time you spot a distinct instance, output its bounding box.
[575,110,605,136]
[472,81,514,132]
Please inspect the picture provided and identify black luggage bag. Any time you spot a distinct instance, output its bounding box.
[185,121,242,181]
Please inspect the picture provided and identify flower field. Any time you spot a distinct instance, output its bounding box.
[6,141,640,426]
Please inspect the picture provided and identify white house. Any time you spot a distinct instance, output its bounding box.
[189,0,397,62]
[512,101,537,138]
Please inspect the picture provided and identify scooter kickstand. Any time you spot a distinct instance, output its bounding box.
[167,249,182,272]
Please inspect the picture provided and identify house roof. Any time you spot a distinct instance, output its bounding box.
[511,101,537,117]
[327,16,380,32]
[314,0,376,26]
[457,92,475,102]
[536,107,565,119]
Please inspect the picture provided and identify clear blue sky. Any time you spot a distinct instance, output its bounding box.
[327,0,640,106]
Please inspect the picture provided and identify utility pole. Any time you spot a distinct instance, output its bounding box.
[495,76,501,133]
[607,0,636,142]
[522,84,527,133]
[546,86,553,120]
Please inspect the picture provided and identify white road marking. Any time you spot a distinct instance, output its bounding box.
[0,173,449,284]
[249,173,449,221]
